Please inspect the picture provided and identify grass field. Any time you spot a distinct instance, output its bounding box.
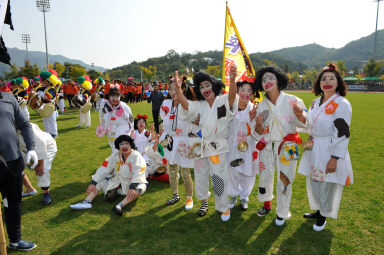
[4,92,384,255]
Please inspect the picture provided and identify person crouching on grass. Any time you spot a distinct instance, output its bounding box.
[70,135,148,216]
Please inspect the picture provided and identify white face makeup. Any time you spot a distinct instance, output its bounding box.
[137,118,146,131]
[119,141,131,153]
[238,83,253,102]
[320,72,337,94]
[169,82,177,100]
[109,94,121,106]
[262,72,278,92]
[199,81,214,100]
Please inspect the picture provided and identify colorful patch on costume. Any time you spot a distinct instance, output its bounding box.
[280,154,290,165]
[246,123,251,136]
[283,143,299,160]
[145,131,150,138]
[345,175,351,186]
[115,106,124,117]
[175,128,182,135]
[262,126,269,134]
[162,158,167,165]
[169,114,175,120]
[259,161,266,174]
[102,160,109,167]
[177,142,191,158]
[280,171,291,195]
[140,166,146,173]
[115,162,121,172]
[325,100,338,115]
[252,151,258,161]
[194,158,205,171]
[161,105,169,116]
[334,118,350,138]
[211,174,224,196]
[110,117,116,121]
[230,158,244,167]
[259,187,266,194]
[157,145,164,157]
[209,155,220,164]
[210,142,217,150]
[261,110,269,122]
[128,162,132,173]
[102,104,112,114]
[217,104,226,119]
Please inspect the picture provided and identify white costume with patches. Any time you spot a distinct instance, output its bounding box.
[132,129,151,155]
[226,101,259,201]
[77,89,91,128]
[179,94,238,212]
[37,86,58,137]
[144,141,168,176]
[298,94,353,219]
[160,99,194,168]
[253,92,307,219]
[91,150,148,195]
[99,100,134,151]
[18,123,57,188]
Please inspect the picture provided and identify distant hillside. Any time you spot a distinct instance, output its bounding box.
[0,47,106,76]
[269,29,384,69]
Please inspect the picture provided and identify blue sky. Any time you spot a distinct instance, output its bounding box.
[2,0,383,69]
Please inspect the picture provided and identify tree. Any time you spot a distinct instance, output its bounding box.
[18,60,40,78]
[54,62,65,77]
[5,63,19,79]
[69,65,86,81]
[205,65,221,78]
[363,58,384,77]
[139,65,157,81]
[87,69,102,80]
[104,71,110,80]
[264,59,276,66]
[336,60,347,77]
[302,68,318,84]
[291,71,301,85]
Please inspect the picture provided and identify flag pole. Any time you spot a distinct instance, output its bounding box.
[221,1,228,83]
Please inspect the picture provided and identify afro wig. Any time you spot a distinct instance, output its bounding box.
[114,135,136,151]
[193,71,225,101]
[254,66,288,92]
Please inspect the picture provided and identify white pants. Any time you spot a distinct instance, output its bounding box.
[37,144,56,188]
[227,168,256,201]
[78,110,91,127]
[258,142,297,219]
[96,100,102,110]
[306,178,344,219]
[194,154,229,213]
[58,99,65,113]
[43,111,58,137]
[21,106,30,121]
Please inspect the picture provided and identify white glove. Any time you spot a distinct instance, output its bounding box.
[26,150,38,168]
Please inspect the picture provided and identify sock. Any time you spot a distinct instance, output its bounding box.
[84,199,92,203]
[264,201,271,210]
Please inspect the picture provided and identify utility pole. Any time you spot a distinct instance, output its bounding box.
[21,34,31,61]
[373,0,383,60]
[36,0,50,68]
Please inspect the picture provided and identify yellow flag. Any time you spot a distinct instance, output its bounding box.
[222,3,254,92]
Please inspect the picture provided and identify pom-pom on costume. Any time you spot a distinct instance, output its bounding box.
[13,77,30,120]
[94,77,105,111]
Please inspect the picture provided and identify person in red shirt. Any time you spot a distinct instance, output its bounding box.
[1,82,10,92]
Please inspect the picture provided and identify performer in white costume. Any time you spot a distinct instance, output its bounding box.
[18,123,57,205]
[75,76,92,128]
[97,84,134,152]
[253,66,307,226]
[298,63,353,231]
[131,114,151,155]
[226,75,260,211]
[160,76,195,210]
[36,70,60,138]
[70,135,148,216]
[176,67,238,222]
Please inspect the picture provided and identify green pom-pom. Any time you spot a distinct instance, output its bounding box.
[34,77,40,82]
[40,70,52,80]
[15,77,23,85]
[77,77,86,84]
[11,79,16,85]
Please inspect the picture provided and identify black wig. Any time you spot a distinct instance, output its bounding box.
[236,81,260,99]
[193,71,225,101]
[114,135,136,150]
[254,66,288,92]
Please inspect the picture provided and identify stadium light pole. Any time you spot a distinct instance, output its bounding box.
[36,0,50,68]
[373,0,383,60]
[21,34,31,61]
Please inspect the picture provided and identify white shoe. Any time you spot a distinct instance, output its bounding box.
[275,217,285,226]
[75,124,82,128]
[22,190,37,197]
[83,125,90,128]
[313,220,326,232]
[70,201,92,210]
[185,198,193,211]
[221,209,230,221]
[229,196,236,209]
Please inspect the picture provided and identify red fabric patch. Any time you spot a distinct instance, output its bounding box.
[128,162,132,172]
[110,117,116,120]
[169,114,175,120]
[161,105,169,116]
[252,151,258,161]
[162,158,167,165]
[102,160,108,167]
